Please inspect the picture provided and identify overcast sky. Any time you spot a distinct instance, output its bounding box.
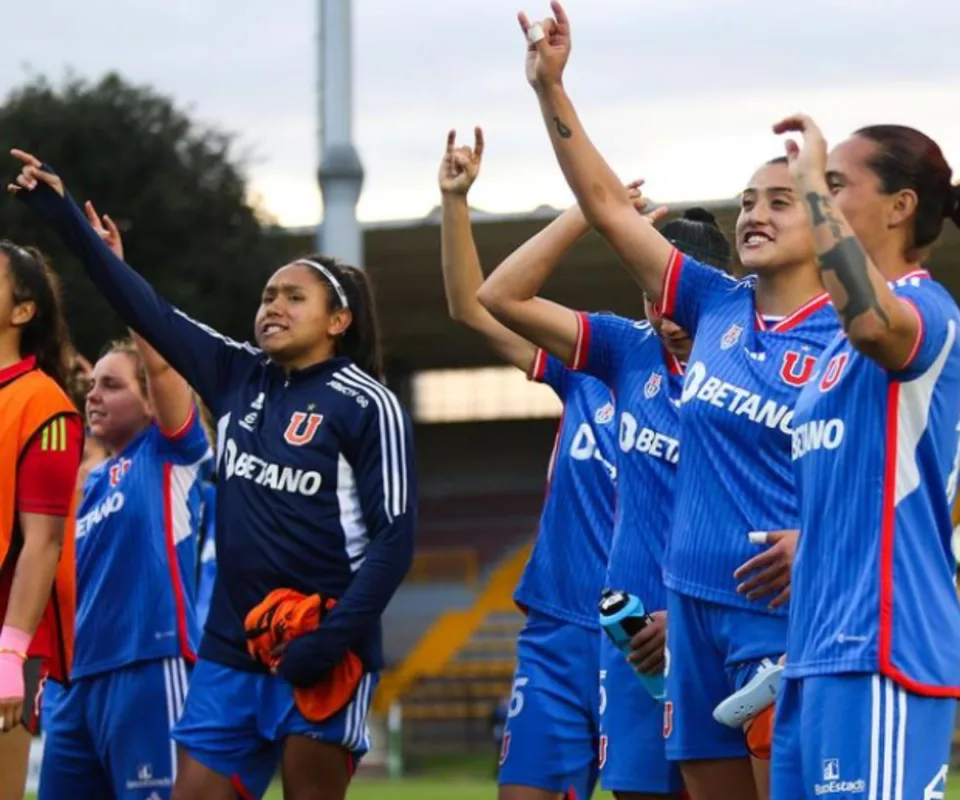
[5,0,959,226]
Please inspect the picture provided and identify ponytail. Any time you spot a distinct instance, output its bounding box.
[947,184,960,230]
[0,241,72,389]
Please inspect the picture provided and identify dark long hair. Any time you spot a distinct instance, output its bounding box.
[298,254,384,381]
[854,125,960,253]
[0,241,71,388]
[659,207,732,270]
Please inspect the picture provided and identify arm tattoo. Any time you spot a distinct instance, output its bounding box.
[805,192,890,330]
[552,116,572,139]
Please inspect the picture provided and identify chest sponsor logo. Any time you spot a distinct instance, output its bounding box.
[222,438,323,496]
[644,372,662,399]
[284,411,324,446]
[76,492,125,538]
[681,361,794,434]
[780,350,817,387]
[619,412,679,464]
[568,423,617,480]
[720,323,743,350]
[791,418,845,459]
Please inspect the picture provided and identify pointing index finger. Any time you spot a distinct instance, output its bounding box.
[473,126,485,160]
[10,149,41,168]
[772,114,812,135]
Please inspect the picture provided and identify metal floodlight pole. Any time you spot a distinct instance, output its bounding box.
[317,0,365,267]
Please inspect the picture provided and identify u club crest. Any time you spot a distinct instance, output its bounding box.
[644,372,662,399]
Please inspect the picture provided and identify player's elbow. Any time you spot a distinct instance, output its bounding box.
[845,309,911,368]
[475,281,505,318]
[582,188,634,234]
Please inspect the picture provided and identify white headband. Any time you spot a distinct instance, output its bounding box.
[296,259,350,309]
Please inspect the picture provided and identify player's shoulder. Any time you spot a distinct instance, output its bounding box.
[566,368,613,408]
[324,362,410,428]
[895,272,959,316]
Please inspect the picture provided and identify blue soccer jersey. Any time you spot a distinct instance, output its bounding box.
[571,312,683,612]
[72,412,211,678]
[787,271,960,692]
[660,249,839,613]
[513,350,617,629]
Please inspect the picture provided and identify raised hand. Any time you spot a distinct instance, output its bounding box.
[772,114,829,186]
[84,201,124,260]
[7,149,64,197]
[439,127,485,197]
[626,179,669,226]
[517,0,571,91]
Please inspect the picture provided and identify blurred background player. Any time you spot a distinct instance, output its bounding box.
[514,6,839,797]
[772,118,960,798]
[10,149,417,800]
[439,127,615,800]
[479,197,730,800]
[0,242,81,800]
[39,204,210,800]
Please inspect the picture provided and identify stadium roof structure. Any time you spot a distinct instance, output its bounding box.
[278,200,960,374]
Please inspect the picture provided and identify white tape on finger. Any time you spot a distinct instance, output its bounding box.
[748,531,769,545]
[527,23,545,44]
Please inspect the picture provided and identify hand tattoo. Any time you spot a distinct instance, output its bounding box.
[552,116,572,139]
[805,192,890,330]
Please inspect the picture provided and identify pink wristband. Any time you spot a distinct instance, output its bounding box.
[0,625,31,658]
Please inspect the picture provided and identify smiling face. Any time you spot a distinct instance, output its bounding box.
[735,160,816,273]
[254,263,352,370]
[85,351,151,449]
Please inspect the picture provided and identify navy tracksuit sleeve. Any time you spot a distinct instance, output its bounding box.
[16,180,261,410]
[320,398,418,652]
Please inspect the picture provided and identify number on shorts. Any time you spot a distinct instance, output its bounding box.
[598,734,608,770]
[508,676,529,718]
[663,700,674,739]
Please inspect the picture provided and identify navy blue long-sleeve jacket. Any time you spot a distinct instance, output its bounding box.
[20,184,417,672]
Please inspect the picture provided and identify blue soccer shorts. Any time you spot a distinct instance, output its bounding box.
[39,657,190,800]
[599,635,682,795]
[664,588,787,761]
[772,674,955,800]
[498,610,601,799]
[171,658,378,799]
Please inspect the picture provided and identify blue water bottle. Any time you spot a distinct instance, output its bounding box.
[598,588,665,702]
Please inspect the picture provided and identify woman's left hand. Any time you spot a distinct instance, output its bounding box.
[7,149,64,197]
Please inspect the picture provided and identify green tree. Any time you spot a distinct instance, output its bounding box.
[0,72,281,360]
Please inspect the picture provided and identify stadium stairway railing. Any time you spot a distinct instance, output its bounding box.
[373,540,531,716]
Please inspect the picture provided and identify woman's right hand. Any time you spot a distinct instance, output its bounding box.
[439,128,484,197]
[7,149,64,197]
[84,201,124,260]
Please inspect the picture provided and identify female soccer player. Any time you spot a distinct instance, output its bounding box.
[771,117,960,799]
[0,242,81,800]
[514,5,839,798]
[478,194,730,800]
[10,149,416,800]
[439,127,617,800]
[38,205,211,800]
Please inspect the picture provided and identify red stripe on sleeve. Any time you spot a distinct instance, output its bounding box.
[660,248,683,318]
[17,415,83,516]
[570,312,591,371]
[527,349,548,382]
[896,299,924,371]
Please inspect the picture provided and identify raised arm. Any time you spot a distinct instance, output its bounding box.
[439,128,537,372]
[516,2,673,301]
[84,202,194,434]
[774,116,920,370]
[8,150,260,411]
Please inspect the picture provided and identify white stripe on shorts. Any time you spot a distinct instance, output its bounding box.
[869,676,908,800]
[163,658,189,781]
